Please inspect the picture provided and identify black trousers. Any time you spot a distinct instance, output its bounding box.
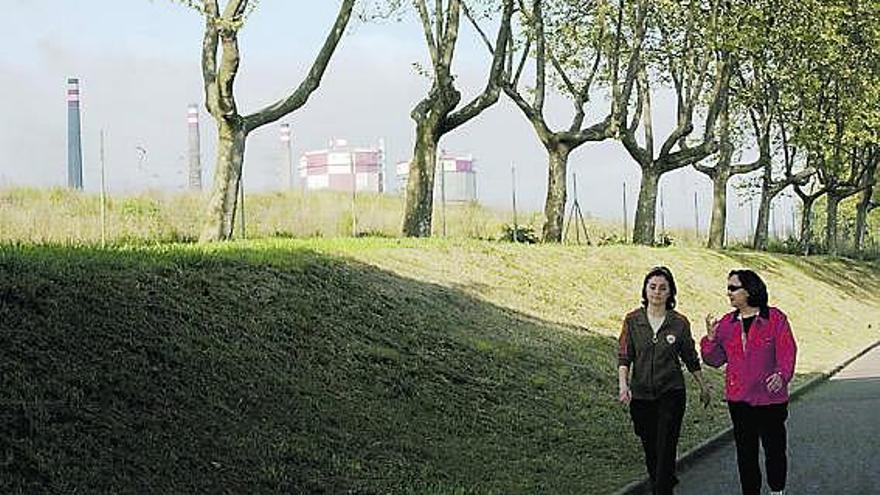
[630,389,686,495]
[727,401,789,495]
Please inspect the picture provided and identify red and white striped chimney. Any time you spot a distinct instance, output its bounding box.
[67,78,83,190]
[280,123,293,190]
[186,104,202,191]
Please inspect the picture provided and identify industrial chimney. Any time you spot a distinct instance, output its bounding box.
[187,104,202,191]
[280,123,293,190]
[67,78,83,190]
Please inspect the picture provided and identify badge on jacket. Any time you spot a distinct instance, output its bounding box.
[666,334,676,345]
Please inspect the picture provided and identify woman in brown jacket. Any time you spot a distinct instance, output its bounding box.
[618,266,711,495]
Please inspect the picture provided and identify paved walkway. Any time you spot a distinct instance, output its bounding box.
[675,344,880,494]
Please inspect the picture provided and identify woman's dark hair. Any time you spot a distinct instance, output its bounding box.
[641,266,677,310]
[729,269,769,309]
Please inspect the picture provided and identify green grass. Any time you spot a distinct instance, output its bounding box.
[0,187,719,248]
[2,239,879,494]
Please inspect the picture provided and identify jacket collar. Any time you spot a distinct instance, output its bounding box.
[638,307,675,328]
[733,306,769,320]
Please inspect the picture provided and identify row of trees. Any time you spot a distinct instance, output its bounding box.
[179,0,878,256]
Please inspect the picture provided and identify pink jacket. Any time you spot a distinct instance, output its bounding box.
[700,307,797,406]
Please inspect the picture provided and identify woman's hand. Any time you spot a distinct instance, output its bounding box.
[699,383,712,408]
[618,384,632,405]
[705,313,719,341]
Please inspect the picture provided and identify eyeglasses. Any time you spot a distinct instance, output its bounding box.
[727,285,744,292]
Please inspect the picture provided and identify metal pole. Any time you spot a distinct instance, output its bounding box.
[511,163,518,242]
[351,148,358,237]
[623,181,628,241]
[660,185,666,235]
[573,173,580,244]
[770,203,776,241]
[378,138,386,194]
[694,190,700,237]
[100,129,107,248]
[239,174,246,239]
[749,197,755,244]
[440,150,447,238]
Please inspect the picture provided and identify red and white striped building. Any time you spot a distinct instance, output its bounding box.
[299,139,384,193]
[396,152,477,203]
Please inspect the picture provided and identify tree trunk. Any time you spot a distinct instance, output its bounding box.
[826,193,841,256]
[753,185,773,251]
[707,169,731,249]
[632,167,660,245]
[402,114,442,237]
[800,196,815,256]
[200,118,247,242]
[854,182,873,252]
[542,146,571,242]
[193,0,356,243]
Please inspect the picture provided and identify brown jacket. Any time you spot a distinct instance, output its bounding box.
[618,308,701,400]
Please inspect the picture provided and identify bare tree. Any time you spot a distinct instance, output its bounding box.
[478,0,646,242]
[400,0,514,237]
[175,0,356,242]
[750,135,813,251]
[694,85,766,249]
[740,85,816,251]
[792,172,827,255]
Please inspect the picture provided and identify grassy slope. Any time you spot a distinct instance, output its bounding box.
[1,239,878,494]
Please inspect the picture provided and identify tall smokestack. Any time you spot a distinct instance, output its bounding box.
[187,104,202,191]
[67,78,83,190]
[280,123,293,190]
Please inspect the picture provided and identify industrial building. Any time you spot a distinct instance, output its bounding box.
[396,152,477,203]
[298,139,385,193]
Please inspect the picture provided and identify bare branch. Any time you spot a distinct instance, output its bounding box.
[221,0,248,20]
[201,0,221,117]
[638,64,653,161]
[533,0,546,113]
[512,35,531,88]
[549,54,578,107]
[616,0,649,138]
[216,30,242,117]
[415,0,440,68]
[244,0,356,131]
[435,0,444,52]
[444,0,514,131]
[461,1,495,54]
[439,0,462,71]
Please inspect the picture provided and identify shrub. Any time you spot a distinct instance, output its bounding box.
[500,224,539,244]
[655,232,674,247]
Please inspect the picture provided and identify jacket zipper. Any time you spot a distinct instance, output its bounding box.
[650,333,656,397]
[646,320,658,398]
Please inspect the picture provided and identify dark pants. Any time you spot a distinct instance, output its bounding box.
[727,401,789,495]
[630,389,686,495]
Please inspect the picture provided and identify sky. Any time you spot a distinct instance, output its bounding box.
[0,0,798,238]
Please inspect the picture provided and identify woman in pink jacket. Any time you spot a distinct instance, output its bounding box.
[701,269,797,495]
